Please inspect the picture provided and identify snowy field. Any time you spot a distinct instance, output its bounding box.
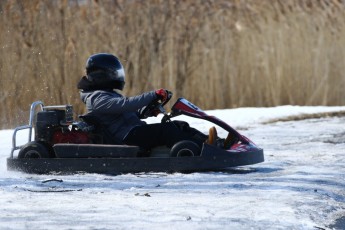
[0,105,345,230]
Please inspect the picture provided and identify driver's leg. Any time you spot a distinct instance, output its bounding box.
[123,122,207,149]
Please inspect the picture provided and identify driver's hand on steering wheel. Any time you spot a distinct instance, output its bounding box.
[155,88,169,102]
[151,109,161,117]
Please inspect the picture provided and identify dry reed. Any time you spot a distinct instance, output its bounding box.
[0,0,344,128]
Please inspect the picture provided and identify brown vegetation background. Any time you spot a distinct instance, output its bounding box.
[0,0,345,129]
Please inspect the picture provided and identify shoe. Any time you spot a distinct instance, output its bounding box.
[206,126,217,145]
[223,132,238,149]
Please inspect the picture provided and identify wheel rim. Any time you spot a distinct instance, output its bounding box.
[24,150,41,158]
[176,148,195,157]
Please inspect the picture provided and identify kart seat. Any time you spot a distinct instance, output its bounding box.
[78,114,119,145]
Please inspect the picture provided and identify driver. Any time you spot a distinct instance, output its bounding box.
[77,53,217,151]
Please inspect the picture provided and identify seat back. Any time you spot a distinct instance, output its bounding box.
[79,114,118,144]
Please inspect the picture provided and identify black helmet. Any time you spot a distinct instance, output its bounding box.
[85,53,125,90]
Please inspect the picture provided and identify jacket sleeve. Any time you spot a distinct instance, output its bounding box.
[89,91,157,114]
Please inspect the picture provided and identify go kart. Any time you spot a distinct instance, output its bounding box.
[7,93,264,174]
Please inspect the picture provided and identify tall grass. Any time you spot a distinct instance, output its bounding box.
[0,0,344,128]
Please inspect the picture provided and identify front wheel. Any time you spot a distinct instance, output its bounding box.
[18,141,54,159]
[170,141,201,157]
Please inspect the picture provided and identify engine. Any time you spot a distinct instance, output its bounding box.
[35,106,90,145]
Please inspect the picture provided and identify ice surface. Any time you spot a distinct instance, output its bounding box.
[0,106,344,230]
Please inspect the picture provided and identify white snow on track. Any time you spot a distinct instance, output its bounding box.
[0,105,344,230]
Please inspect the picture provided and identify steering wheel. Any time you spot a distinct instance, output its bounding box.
[139,91,173,119]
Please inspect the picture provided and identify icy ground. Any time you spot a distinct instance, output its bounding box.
[0,105,345,230]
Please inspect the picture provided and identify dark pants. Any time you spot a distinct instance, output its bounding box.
[123,121,207,149]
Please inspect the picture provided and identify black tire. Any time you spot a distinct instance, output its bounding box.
[170,140,201,157]
[18,141,54,159]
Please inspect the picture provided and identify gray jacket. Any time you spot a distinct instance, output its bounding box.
[80,90,157,143]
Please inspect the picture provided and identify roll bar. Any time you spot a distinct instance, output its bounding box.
[10,101,73,158]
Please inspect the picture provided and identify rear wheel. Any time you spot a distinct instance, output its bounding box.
[170,141,201,157]
[18,141,54,159]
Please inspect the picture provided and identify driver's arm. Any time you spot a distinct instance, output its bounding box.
[89,91,158,114]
